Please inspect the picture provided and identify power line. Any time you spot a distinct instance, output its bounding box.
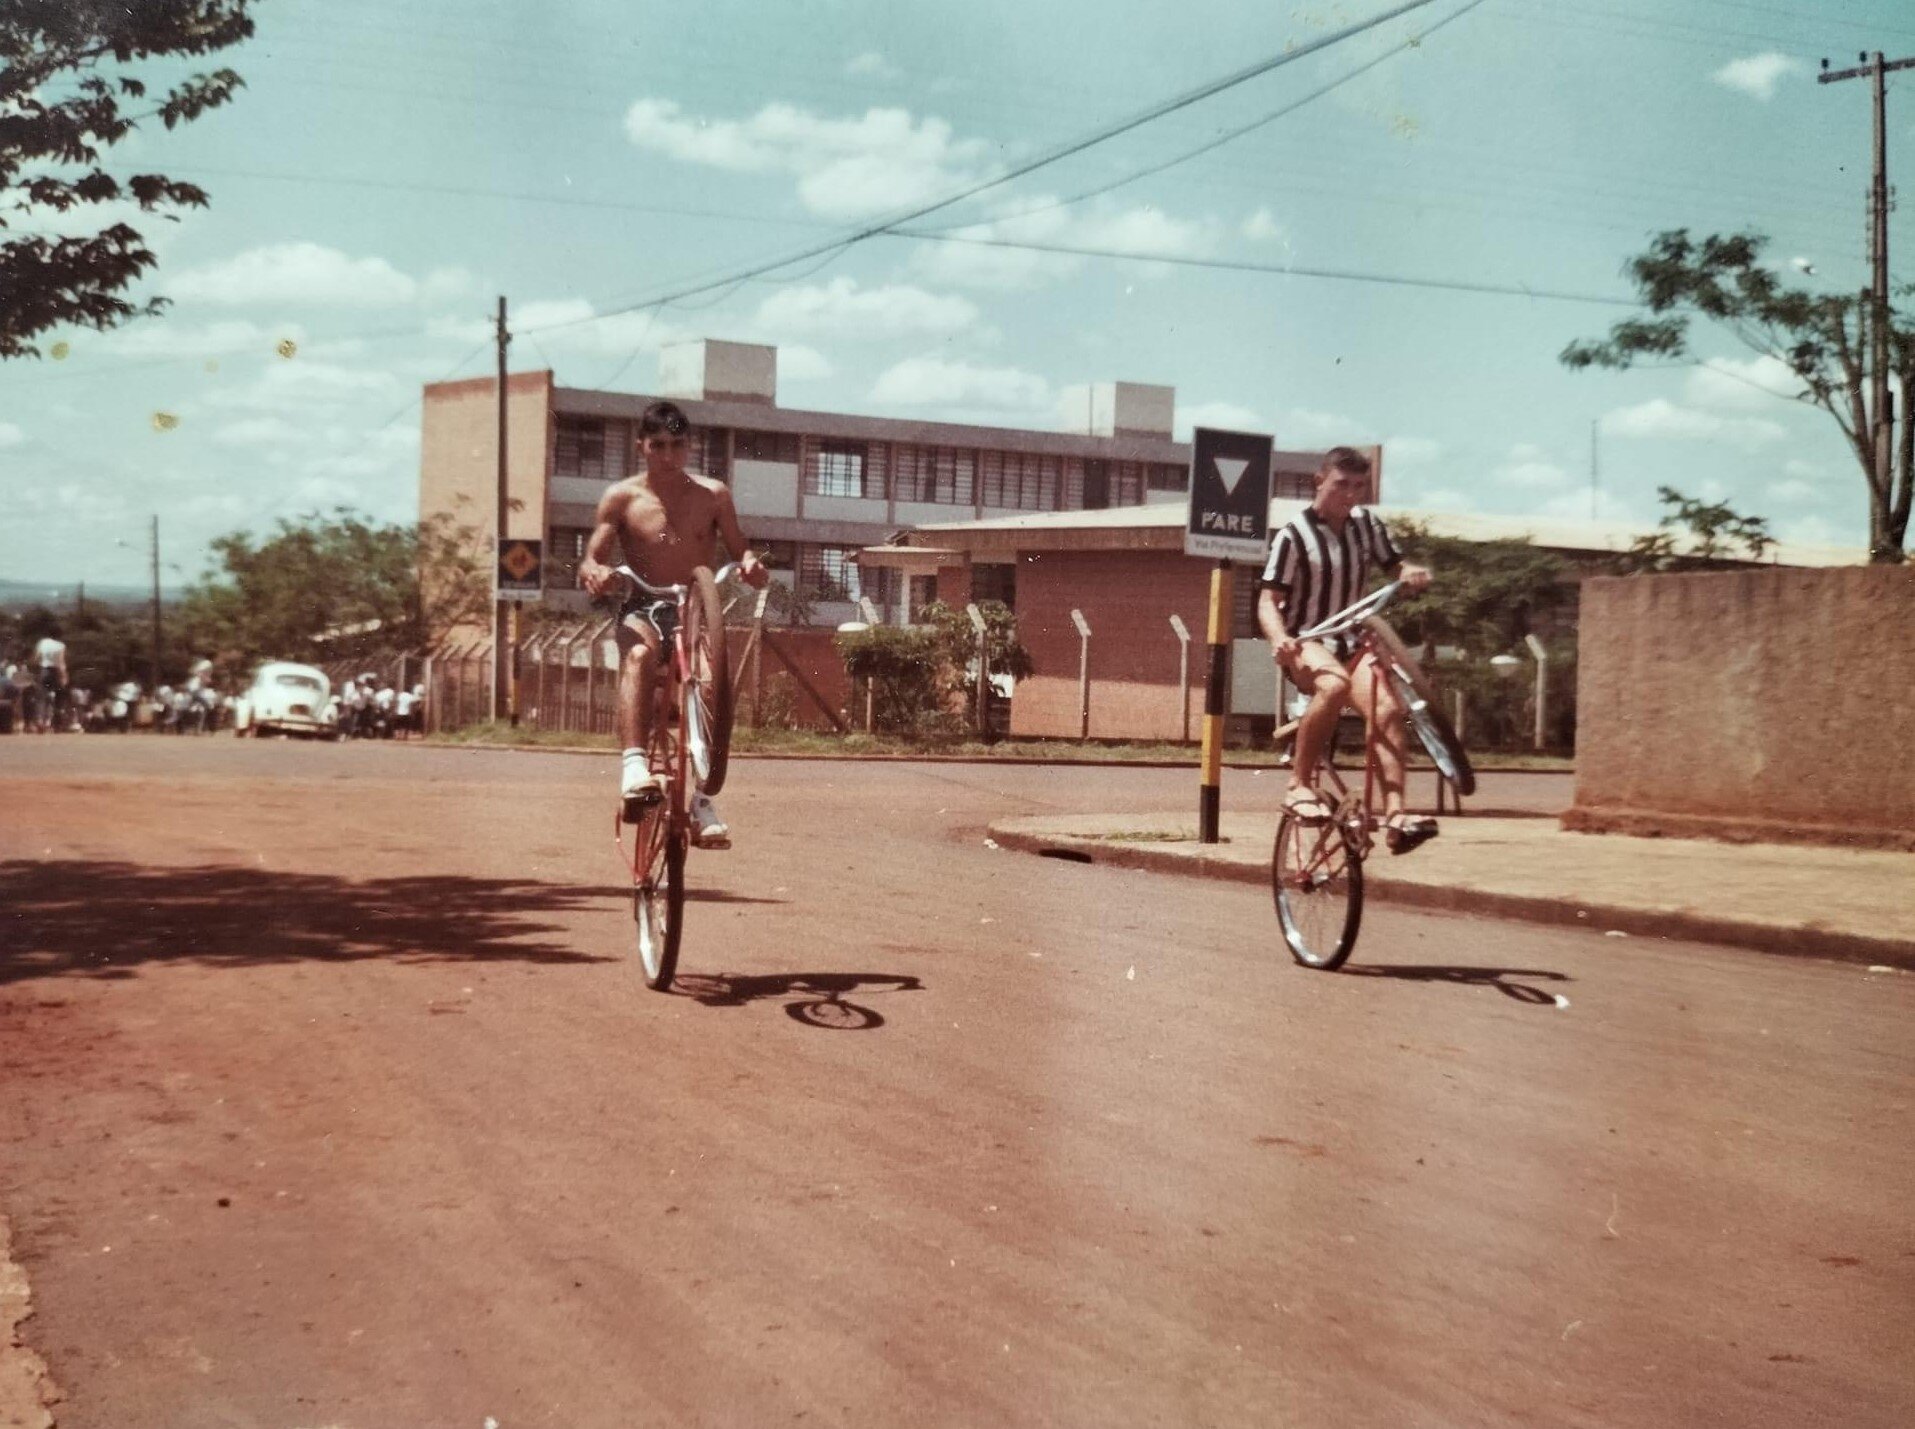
[883,228,1638,306]
[925,0,1493,233]
[537,0,1445,336]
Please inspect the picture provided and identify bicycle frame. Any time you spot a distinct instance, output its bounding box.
[1277,581,1404,856]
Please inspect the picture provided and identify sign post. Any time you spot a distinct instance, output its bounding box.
[1070,608,1092,742]
[1168,614,1191,744]
[496,538,543,727]
[965,603,990,741]
[1185,429,1273,844]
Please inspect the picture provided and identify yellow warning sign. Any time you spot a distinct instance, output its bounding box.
[497,538,544,601]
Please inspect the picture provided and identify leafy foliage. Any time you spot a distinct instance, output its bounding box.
[1385,519,1571,656]
[833,599,1033,739]
[173,509,490,667]
[1,1,256,358]
[1561,228,1910,563]
[1614,486,1774,573]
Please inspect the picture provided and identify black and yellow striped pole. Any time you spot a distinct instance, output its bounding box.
[1198,560,1233,844]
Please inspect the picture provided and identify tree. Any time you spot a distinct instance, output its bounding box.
[174,510,490,668]
[1614,485,1774,574]
[1561,229,1910,564]
[1386,519,1571,656]
[1,1,256,359]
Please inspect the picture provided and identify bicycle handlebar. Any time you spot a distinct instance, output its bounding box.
[611,562,741,600]
[1294,581,1402,642]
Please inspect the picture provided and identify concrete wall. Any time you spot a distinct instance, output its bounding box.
[1566,567,1915,848]
[1009,550,1213,740]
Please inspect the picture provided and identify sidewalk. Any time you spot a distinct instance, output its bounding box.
[986,811,1915,968]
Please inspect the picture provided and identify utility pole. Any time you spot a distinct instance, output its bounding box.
[1820,50,1915,555]
[1590,419,1598,521]
[492,295,511,723]
[149,514,162,691]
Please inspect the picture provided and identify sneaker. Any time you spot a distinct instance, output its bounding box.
[689,792,731,849]
[621,768,666,823]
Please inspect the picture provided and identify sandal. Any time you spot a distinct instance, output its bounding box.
[1385,812,1439,855]
[1283,785,1334,824]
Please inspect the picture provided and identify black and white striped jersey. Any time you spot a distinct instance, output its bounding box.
[1259,506,1403,636]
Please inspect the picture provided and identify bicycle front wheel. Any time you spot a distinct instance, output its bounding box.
[681,566,735,797]
[1362,615,1476,797]
[632,804,686,991]
[1272,813,1364,971]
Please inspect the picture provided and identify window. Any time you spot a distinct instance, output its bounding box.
[981,451,1059,510]
[800,544,861,602]
[546,525,593,587]
[972,563,1015,608]
[806,440,870,498]
[893,444,975,505]
[1112,461,1146,506]
[554,417,607,479]
[735,429,800,463]
[1147,462,1187,493]
[1272,468,1314,500]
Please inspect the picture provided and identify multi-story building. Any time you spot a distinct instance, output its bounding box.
[418,338,1374,626]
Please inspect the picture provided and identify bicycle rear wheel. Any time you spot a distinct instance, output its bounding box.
[1361,615,1476,797]
[1272,813,1364,971]
[681,566,735,797]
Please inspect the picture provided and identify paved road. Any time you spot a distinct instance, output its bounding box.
[1,739,1908,1428]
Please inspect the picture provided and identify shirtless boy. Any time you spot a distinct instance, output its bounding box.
[578,400,767,846]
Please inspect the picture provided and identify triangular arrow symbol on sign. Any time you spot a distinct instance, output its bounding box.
[1212,457,1249,497]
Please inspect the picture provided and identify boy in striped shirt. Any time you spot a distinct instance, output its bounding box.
[1255,447,1438,854]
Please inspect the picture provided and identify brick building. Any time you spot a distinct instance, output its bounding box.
[417,338,1357,629]
[859,501,1859,742]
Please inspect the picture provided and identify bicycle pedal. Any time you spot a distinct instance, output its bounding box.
[621,789,663,823]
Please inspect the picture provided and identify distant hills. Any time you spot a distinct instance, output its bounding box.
[0,578,183,612]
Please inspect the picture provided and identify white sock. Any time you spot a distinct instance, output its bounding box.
[622,747,646,783]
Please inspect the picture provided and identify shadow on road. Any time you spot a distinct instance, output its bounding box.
[0,859,617,985]
[669,971,924,1030]
[1340,962,1572,1005]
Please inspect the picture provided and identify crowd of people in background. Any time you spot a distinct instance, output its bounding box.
[3,627,425,740]
[333,673,427,739]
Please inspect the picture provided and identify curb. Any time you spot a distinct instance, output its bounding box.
[416,741,1575,776]
[987,825,1915,972]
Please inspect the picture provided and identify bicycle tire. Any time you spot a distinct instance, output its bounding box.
[1271,812,1364,971]
[632,803,687,991]
[1361,615,1476,797]
[682,566,735,798]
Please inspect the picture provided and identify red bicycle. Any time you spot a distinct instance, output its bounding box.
[610,562,735,992]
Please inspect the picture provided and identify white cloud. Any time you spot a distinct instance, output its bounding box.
[1685,354,1805,410]
[778,344,834,382]
[1280,407,1375,446]
[1712,53,1803,101]
[1242,207,1286,243]
[1765,477,1818,504]
[419,266,482,308]
[845,52,902,81]
[870,356,1050,411]
[753,277,982,339]
[1383,436,1443,466]
[94,319,301,361]
[1175,401,1267,440]
[623,98,994,220]
[1603,398,1787,448]
[0,421,23,448]
[211,416,303,449]
[170,243,417,308]
[1496,456,1574,491]
[437,300,689,364]
[1071,205,1212,259]
[206,358,405,414]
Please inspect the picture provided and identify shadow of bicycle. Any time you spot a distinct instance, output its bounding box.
[1339,963,1572,1006]
[669,971,923,1030]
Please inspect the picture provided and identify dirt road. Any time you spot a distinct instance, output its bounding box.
[2,739,1909,1427]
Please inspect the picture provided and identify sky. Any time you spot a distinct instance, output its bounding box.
[4,0,1913,590]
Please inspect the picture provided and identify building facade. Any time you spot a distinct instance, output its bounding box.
[418,338,1376,628]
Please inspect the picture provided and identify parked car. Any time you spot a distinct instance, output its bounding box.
[234,661,340,740]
